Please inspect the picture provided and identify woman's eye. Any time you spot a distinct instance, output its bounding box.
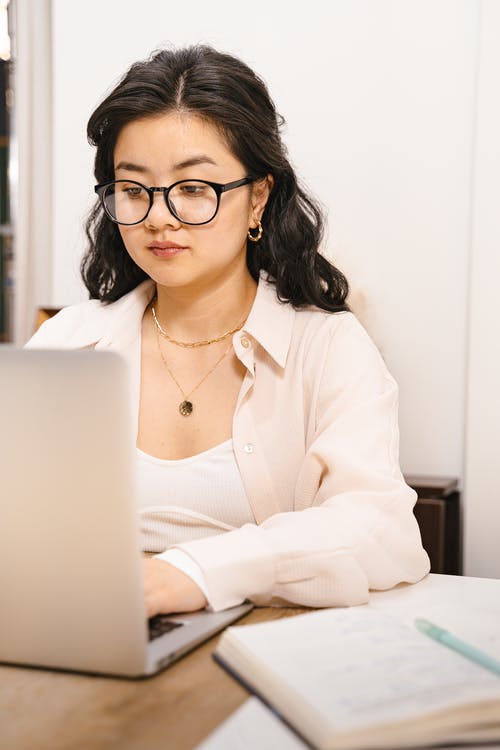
[181,184,206,196]
[124,187,143,197]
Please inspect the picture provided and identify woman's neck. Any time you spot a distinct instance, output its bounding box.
[152,270,258,342]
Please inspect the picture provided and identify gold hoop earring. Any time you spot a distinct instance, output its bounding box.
[247,221,263,243]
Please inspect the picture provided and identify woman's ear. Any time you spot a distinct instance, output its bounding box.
[249,174,274,226]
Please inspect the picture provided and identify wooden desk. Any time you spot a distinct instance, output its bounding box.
[0,606,305,750]
[3,574,498,750]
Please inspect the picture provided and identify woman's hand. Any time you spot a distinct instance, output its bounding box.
[142,557,208,617]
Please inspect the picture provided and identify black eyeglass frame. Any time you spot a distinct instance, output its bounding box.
[94,176,254,226]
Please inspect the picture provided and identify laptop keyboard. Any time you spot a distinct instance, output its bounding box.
[148,614,184,642]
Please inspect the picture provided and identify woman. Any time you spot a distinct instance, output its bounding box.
[27,45,430,617]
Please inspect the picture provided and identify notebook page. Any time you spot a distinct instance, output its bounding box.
[194,698,308,750]
[224,608,500,734]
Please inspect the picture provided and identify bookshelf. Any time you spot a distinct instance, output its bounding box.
[0,52,12,342]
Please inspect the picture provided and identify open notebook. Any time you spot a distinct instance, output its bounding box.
[213,605,500,750]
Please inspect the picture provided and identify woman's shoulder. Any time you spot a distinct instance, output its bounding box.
[25,299,104,349]
[292,304,392,386]
[253,276,382,373]
[25,280,155,349]
[295,304,375,350]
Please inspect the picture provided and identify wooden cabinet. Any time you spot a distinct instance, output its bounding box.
[405,475,462,575]
[34,307,61,332]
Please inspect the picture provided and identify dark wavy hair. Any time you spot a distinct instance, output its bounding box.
[82,45,349,311]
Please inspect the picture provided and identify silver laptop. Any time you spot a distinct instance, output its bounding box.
[0,347,252,678]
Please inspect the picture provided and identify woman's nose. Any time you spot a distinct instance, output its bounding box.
[144,191,182,230]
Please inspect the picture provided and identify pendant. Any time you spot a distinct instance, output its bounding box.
[179,400,193,417]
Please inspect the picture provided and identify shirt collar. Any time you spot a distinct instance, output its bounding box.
[66,274,295,367]
[243,274,296,369]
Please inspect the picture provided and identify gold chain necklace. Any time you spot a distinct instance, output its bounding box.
[154,325,233,416]
[151,299,245,348]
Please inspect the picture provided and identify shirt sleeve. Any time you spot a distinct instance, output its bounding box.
[153,548,215,605]
[162,315,431,612]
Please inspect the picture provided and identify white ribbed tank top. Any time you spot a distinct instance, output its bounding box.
[136,439,255,552]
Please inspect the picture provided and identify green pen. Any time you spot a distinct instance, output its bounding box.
[415,618,500,678]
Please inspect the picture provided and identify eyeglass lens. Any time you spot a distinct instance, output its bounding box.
[102,181,219,225]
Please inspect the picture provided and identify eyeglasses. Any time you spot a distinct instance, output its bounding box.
[94,176,254,226]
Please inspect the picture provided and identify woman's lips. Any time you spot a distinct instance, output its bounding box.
[148,242,187,258]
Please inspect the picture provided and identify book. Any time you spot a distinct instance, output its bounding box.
[194,697,496,750]
[213,606,500,750]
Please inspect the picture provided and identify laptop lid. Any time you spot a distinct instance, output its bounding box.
[0,347,253,678]
[0,348,149,676]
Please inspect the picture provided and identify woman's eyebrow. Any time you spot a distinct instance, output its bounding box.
[114,161,148,173]
[114,155,217,173]
[173,155,218,170]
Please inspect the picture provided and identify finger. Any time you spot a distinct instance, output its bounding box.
[145,593,159,619]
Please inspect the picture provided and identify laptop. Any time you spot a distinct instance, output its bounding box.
[0,347,253,678]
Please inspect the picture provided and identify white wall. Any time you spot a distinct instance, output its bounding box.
[464,0,500,577]
[47,1,499,574]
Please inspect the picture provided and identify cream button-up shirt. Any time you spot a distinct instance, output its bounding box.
[26,275,430,611]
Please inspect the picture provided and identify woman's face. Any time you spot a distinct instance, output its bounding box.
[113,112,269,291]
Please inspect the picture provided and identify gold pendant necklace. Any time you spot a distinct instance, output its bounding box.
[154,325,233,417]
[151,299,245,348]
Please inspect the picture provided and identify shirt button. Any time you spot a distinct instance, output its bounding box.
[243,443,254,454]
[240,336,251,349]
